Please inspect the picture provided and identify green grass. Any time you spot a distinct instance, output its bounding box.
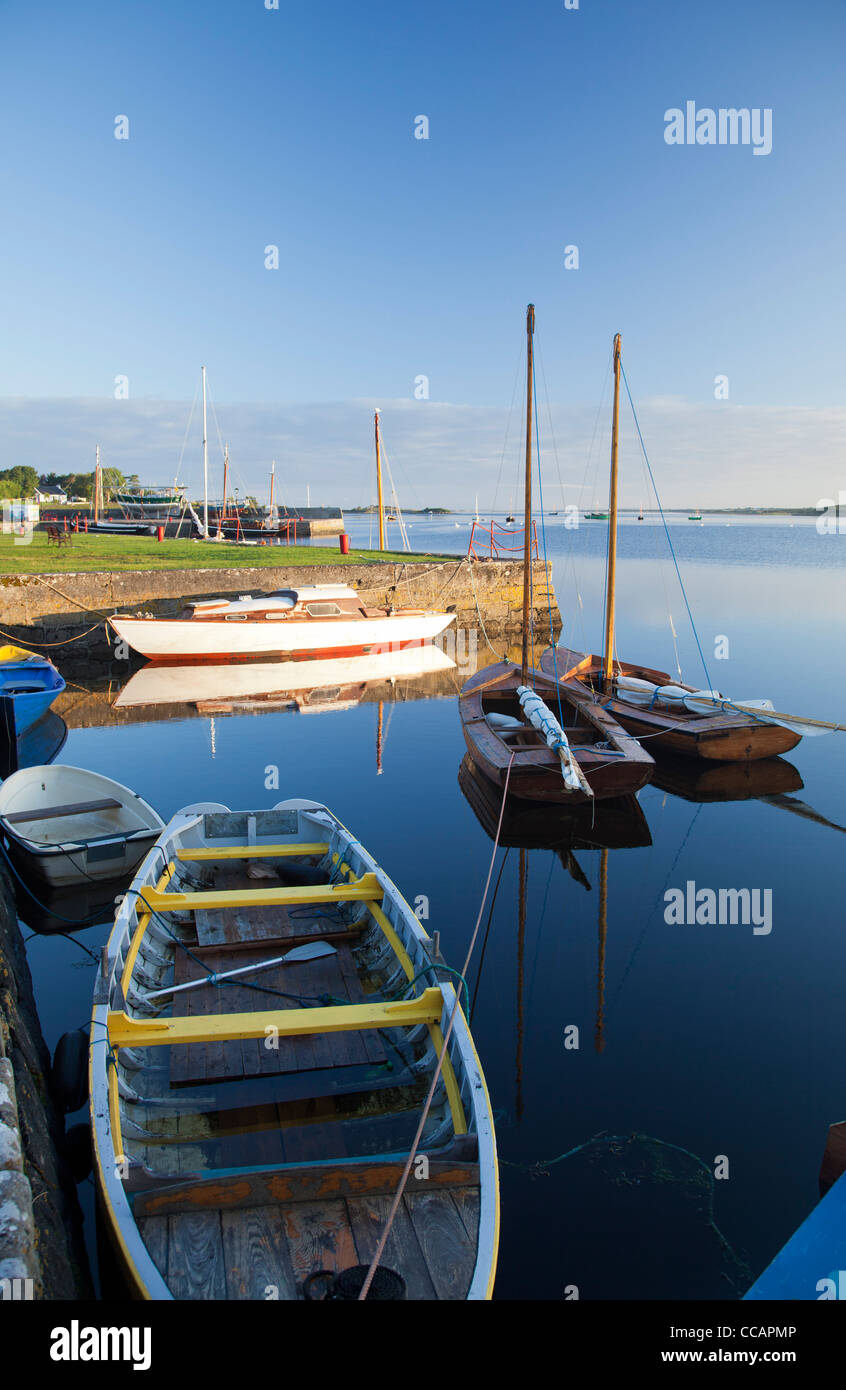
[0,532,451,575]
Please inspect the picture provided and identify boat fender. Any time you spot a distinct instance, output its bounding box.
[303,1265,406,1301]
[64,1121,93,1183]
[51,1029,89,1114]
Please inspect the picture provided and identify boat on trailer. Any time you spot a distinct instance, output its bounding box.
[90,799,498,1300]
[109,585,455,662]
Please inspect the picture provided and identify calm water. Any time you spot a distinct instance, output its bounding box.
[15,515,846,1300]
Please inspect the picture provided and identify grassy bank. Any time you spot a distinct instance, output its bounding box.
[0,533,451,575]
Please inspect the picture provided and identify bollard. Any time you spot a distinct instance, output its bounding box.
[156,525,164,542]
[339,533,350,555]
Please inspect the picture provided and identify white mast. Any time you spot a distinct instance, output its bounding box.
[201,366,208,538]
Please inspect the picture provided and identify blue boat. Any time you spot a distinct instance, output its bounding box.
[744,1169,846,1300]
[0,646,66,736]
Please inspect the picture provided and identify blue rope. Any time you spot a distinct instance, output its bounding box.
[0,841,112,926]
[620,362,714,696]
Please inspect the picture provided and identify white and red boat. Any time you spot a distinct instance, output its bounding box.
[109,584,455,662]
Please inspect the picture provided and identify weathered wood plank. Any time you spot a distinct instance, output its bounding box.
[138,1214,168,1283]
[449,1186,481,1243]
[281,1199,357,1290]
[404,1189,476,1300]
[166,1211,226,1299]
[134,1160,480,1218]
[346,1193,436,1300]
[221,1205,299,1301]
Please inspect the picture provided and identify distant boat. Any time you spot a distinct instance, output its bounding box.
[0,765,164,887]
[109,584,455,662]
[0,646,66,736]
[688,509,703,521]
[585,511,608,520]
[638,502,644,521]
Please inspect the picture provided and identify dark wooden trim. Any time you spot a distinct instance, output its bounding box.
[133,1157,481,1218]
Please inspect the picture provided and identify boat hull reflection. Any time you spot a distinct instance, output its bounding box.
[114,643,457,713]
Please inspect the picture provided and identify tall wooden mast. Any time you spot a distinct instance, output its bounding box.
[374,409,385,550]
[521,304,535,686]
[602,333,622,685]
[201,366,209,540]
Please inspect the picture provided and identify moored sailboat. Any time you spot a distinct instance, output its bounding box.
[541,335,817,762]
[110,585,454,662]
[458,307,654,804]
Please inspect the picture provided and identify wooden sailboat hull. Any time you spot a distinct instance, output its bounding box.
[90,800,498,1300]
[540,647,802,762]
[459,661,654,804]
[110,612,454,661]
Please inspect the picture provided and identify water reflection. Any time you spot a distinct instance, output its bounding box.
[112,643,459,716]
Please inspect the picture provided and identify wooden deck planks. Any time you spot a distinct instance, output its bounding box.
[138,1214,168,1284]
[137,1180,480,1299]
[346,1193,437,1300]
[169,942,384,1087]
[166,1211,227,1299]
[221,1205,299,1301]
[282,1199,358,1289]
[404,1189,476,1299]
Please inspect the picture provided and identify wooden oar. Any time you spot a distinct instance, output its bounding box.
[143,941,338,1001]
[684,695,846,736]
[729,704,846,734]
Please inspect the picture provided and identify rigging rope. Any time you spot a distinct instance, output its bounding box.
[620,364,714,693]
[358,752,517,1300]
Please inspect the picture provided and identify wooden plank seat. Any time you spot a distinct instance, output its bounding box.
[3,796,122,825]
[140,871,383,914]
[177,842,330,862]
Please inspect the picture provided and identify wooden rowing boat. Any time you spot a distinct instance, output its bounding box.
[540,645,802,762]
[0,645,66,736]
[460,660,653,802]
[0,765,164,887]
[90,799,499,1300]
[459,306,654,804]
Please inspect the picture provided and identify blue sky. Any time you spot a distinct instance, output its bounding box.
[1,0,844,506]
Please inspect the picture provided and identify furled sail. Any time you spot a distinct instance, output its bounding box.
[516,685,593,796]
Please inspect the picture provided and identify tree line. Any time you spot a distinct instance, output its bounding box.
[0,467,137,501]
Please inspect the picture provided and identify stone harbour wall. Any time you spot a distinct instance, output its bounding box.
[0,558,560,662]
[0,869,92,1299]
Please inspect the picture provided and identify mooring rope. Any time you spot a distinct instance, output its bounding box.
[358,752,516,1300]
